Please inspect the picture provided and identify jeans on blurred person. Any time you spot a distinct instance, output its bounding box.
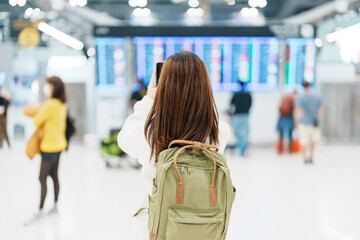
[277,116,294,153]
[232,113,249,156]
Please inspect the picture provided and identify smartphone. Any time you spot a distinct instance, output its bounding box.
[156,62,164,85]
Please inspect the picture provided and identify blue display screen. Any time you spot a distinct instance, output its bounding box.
[95,38,126,87]
[285,38,316,91]
[133,37,280,91]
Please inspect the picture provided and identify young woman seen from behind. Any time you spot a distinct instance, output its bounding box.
[118,51,230,239]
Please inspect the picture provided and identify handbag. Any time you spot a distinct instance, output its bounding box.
[313,119,319,127]
[24,104,44,159]
[26,127,44,160]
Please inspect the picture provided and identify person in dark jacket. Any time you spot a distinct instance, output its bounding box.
[0,87,11,149]
[230,81,252,156]
[128,79,147,114]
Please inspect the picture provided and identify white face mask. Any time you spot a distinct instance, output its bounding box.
[43,84,52,98]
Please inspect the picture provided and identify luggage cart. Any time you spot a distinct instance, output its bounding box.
[101,129,140,169]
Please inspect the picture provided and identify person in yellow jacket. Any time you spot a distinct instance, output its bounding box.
[25,76,67,225]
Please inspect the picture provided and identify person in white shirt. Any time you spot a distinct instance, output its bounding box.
[118,51,230,239]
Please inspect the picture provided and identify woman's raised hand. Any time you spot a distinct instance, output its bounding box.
[147,70,157,99]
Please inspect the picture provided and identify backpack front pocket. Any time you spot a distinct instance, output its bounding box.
[165,209,223,240]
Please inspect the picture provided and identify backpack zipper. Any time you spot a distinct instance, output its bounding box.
[187,167,191,175]
[177,164,215,173]
[180,165,185,174]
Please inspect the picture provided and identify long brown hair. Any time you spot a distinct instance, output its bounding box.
[145,51,219,163]
[47,76,66,103]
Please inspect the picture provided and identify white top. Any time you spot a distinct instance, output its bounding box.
[118,95,231,196]
[117,95,231,239]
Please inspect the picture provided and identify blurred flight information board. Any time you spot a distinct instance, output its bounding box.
[285,38,316,91]
[133,37,280,91]
[95,38,126,87]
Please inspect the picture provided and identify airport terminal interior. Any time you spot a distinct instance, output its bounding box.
[0,0,360,239]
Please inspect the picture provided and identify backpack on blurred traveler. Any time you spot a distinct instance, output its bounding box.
[65,113,76,150]
[146,140,236,240]
[279,95,295,117]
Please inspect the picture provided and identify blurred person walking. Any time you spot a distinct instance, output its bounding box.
[229,81,252,157]
[118,51,230,239]
[295,81,323,164]
[127,79,147,118]
[276,90,297,153]
[128,79,147,111]
[24,76,67,224]
[0,87,11,149]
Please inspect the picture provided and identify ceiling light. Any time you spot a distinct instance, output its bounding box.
[248,0,258,8]
[68,0,87,7]
[133,7,151,17]
[240,7,251,17]
[326,23,360,42]
[196,8,204,17]
[69,0,77,7]
[187,8,204,17]
[129,0,137,7]
[240,7,258,17]
[335,0,348,13]
[188,0,199,8]
[33,8,40,16]
[227,0,235,6]
[258,0,267,8]
[24,7,33,17]
[77,0,87,7]
[142,8,151,17]
[249,7,259,17]
[17,0,26,7]
[87,47,96,57]
[315,38,323,47]
[132,8,142,17]
[37,22,84,50]
[9,0,17,7]
[187,8,196,17]
[137,0,148,8]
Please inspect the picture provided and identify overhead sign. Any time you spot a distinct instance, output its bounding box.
[94,26,276,37]
[12,20,39,30]
[11,20,46,48]
[18,27,40,49]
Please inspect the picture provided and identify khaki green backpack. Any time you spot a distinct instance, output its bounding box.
[147,140,236,240]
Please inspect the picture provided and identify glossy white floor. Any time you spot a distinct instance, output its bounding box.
[0,141,359,240]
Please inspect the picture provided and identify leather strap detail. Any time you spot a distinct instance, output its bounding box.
[169,139,219,152]
[171,140,218,206]
[176,182,184,204]
[150,234,157,240]
[209,184,217,206]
